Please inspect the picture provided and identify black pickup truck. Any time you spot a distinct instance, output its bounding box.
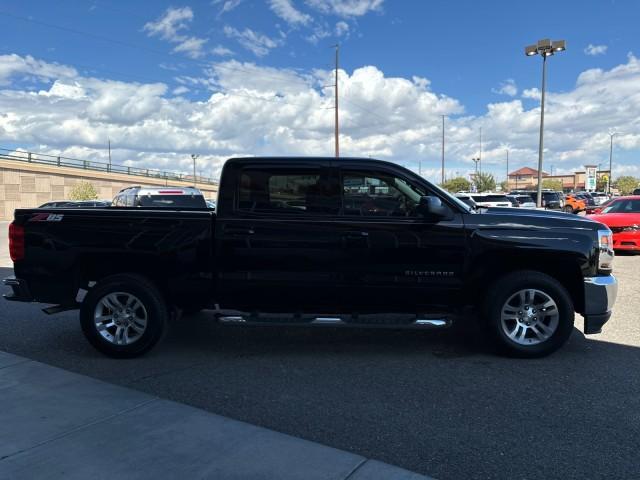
[4,157,618,358]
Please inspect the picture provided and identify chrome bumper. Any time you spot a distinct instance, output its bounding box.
[583,275,617,334]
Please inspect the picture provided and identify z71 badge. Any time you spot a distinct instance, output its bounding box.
[29,213,64,222]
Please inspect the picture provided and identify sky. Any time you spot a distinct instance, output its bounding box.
[0,0,639,182]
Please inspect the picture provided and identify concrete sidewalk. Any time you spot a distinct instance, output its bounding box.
[0,351,430,480]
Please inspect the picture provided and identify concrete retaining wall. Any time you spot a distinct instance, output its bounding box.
[0,159,218,221]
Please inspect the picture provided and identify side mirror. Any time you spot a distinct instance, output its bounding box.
[418,196,450,219]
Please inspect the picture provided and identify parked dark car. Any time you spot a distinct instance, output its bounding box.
[5,157,617,359]
[510,190,564,210]
[632,188,640,195]
[575,192,597,208]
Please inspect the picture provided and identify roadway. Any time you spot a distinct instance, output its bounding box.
[0,248,639,479]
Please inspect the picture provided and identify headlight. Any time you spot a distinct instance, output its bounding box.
[598,228,614,272]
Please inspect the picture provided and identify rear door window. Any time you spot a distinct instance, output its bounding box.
[237,167,339,215]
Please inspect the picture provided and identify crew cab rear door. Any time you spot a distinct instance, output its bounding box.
[214,160,344,310]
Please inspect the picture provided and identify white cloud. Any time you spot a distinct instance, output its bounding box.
[171,37,209,59]
[2,53,640,183]
[143,7,208,59]
[584,44,608,56]
[223,26,282,57]
[0,54,77,85]
[269,0,312,26]
[492,78,518,97]
[211,45,234,56]
[213,0,244,16]
[335,21,349,37]
[305,0,384,17]
[172,86,189,95]
[522,88,541,100]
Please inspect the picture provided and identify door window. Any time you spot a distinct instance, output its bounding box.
[238,167,339,215]
[341,171,425,217]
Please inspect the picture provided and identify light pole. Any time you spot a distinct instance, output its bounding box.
[525,38,566,207]
[191,154,199,188]
[472,157,480,191]
[441,115,445,184]
[506,149,509,191]
[608,132,617,195]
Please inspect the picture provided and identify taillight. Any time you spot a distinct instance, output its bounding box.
[9,223,25,262]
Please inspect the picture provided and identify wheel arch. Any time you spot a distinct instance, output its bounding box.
[468,251,585,313]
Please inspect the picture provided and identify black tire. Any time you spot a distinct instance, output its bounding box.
[564,205,574,214]
[483,271,574,358]
[80,274,168,358]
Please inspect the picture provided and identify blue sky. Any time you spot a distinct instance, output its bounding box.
[0,0,638,181]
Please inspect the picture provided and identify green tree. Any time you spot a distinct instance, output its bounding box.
[614,176,640,195]
[541,179,563,191]
[499,180,509,192]
[69,181,98,201]
[441,177,471,193]
[596,176,609,192]
[475,172,496,193]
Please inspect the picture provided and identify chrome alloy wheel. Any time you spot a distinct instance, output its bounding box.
[93,292,148,346]
[500,289,559,346]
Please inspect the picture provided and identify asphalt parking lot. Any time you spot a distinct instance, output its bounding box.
[1,243,639,479]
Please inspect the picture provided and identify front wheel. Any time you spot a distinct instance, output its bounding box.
[564,205,574,214]
[483,271,574,358]
[80,274,168,358]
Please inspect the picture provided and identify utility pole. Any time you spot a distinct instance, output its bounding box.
[479,127,482,176]
[334,44,339,158]
[506,149,509,190]
[441,115,445,184]
[191,154,199,188]
[472,157,480,191]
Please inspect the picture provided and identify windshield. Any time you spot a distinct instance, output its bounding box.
[602,198,640,214]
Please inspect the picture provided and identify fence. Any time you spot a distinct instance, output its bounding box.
[0,148,218,185]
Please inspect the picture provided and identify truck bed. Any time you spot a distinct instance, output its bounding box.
[11,207,215,307]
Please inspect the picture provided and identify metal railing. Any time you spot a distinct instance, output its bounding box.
[0,148,218,185]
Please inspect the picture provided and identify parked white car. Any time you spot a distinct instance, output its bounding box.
[591,192,610,205]
[470,193,512,208]
[507,194,537,209]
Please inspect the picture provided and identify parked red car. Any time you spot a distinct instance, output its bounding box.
[588,196,640,252]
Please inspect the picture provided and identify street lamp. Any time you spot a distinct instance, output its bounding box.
[525,38,566,207]
[608,132,617,195]
[191,154,199,188]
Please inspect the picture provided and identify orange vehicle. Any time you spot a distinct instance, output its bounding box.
[564,193,586,213]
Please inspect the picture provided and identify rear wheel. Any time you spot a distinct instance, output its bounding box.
[483,271,574,358]
[80,274,168,358]
[564,205,574,213]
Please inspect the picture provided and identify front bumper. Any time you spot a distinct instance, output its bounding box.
[2,276,33,302]
[583,275,618,334]
[613,231,640,251]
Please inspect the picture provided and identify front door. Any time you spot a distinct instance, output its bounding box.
[334,164,468,312]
